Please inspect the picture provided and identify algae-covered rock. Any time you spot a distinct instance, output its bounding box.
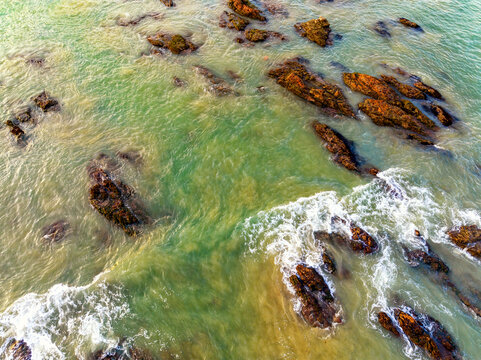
[294,17,332,47]
[343,72,400,103]
[243,28,286,42]
[430,104,454,126]
[378,312,400,336]
[32,91,60,112]
[147,33,198,55]
[311,121,360,173]
[193,65,235,96]
[399,18,422,31]
[413,81,443,99]
[219,11,250,31]
[380,75,426,99]
[447,225,481,259]
[227,0,266,21]
[268,58,355,117]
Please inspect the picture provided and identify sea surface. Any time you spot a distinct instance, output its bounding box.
[0,0,480,359]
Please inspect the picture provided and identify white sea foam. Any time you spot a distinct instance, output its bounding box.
[0,273,129,360]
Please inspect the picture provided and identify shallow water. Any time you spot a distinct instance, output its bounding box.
[0,0,480,359]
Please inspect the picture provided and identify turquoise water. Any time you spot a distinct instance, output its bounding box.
[0,0,480,358]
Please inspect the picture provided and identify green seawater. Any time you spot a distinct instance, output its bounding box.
[0,0,480,359]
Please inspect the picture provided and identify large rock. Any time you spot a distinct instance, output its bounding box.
[32,91,60,112]
[343,72,400,103]
[193,65,235,96]
[227,0,266,21]
[7,339,32,360]
[219,11,250,31]
[294,17,332,47]
[147,33,198,55]
[268,58,355,117]
[289,265,340,328]
[378,311,400,336]
[311,121,360,173]
[380,75,426,99]
[413,81,443,99]
[447,225,481,259]
[88,168,147,236]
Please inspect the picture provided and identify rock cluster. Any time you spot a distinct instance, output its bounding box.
[147,33,198,55]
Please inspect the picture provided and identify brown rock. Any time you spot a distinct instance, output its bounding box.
[294,17,332,47]
[405,248,450,273]
[32,91,59,112]
[15,108,35,123]
[343,72,400,103]
[311,121,360,173]
[398,99,438,129]
[244,28,285,42]
[147,33,198,55]
[227,0,266,21]
[42,220,70,243]
[268,59,355,117]
[380,75,426,99]
[219,11,250,31]
[296,264,333,302]
[321,248,337,274]
[378,311,400,336]
[350,225,378,254]
[399,18,422,30]
[414,81,443,99]
[447,225,481,259]
[160,0,175,6]
[430,104,454,126]
[193,65,235,96]
[7,339,32,360]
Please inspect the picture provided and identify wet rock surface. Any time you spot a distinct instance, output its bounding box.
[343,72,400,103]
[89,343,154,360]
[88,167,149,236]
[294,17,332,47]
[219,11,250,31]
[429,104,454,126]
[42,220,70,243]
[268,58,355,117]
[7,339,32,360]
[193,65,235,96]
[314,225,378,254]
[399,18,423,31]
[378,311,400,336]
[5,120,27,145]
[404,248,450,274]
[321,246,337,274]
[311,121,360,173]
[414,81,443,99]
[243,28,286,42]
[289,264,340,328]
[32,91,60,112]
[15,107,36,123]
[227,0,266,21]
[380,75,426,99]
[147,33,198,55]
[160,0,175,7]
[447,225,481,259]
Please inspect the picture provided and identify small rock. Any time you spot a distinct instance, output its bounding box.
[244,28,286,42]
[7,339,32,360]
[147,33,198,55]
[227,0,266,21]
[160,0,175,6]
[193,65,235,96]
[15,108,35,123]
[172,76,186,87]
[399,18,423,31]
[32,91,60,112]
[219,11,250,31]
[42,220,70,243]
[294,17,333,47]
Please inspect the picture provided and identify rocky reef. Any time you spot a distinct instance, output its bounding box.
[414,81,443,99]
[294,17,332,47]
[219,11,250,31]
[289,264,341,328]
[268,58,355,117]
[147,33,198,55]
[314,224,378,255]
[32,91,60,112]
[380,75,426,99]
[227,0,266,21]
[447,225,481,259]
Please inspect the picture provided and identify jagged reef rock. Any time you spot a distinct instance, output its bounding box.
[321,247,337,274]
[147,33,198,55]
[378,311,400,336]
[314,225,378,254]
[404,248,450,274]
[15,108,36,123]
[414,81,443,99]
[42,220,70,243]
[380,75,426,99]
[289,264,340,328]
[429,104,454,126]
[88,168,148,236]
[268,58,355,117]
[343,72,400,103]
[447,225,481,259]
[294,17,332,47]
[399,18,423,31]
[219,11,250,31]
[227,0,266,21]
[7,339,32,360]
[193,65,235,96]
[32,91,60,112]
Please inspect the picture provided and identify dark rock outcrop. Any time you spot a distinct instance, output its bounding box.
[7,339,32,360]
[227,0,266,21]
[413,81,443,99]
[42,220,70,243]
[289,264,340,328]
[399,18,423,31]
[380,75,426,99]
[430,104,454,126]
[32,91,59,112]
[378,311,400,336]
[193,65,235,96]
[172,76,186,87]
[321,246,337,274]
[147,33,198,55]
[88,168,147,236]
[404,248,450,274]
[311,122,360,173]
[294,17,332,47]
[5,120,27,145]
[373,21,391,38]
[268,59,355,117]
[447,225,481,259]
[314,226,378,254]
[219,11,250,31]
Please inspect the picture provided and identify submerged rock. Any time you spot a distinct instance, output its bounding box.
[294,17,332,47]
[15,107,36,123]
[42,220,70,243]
[88,168,148,236]
[32,91,60,112]
[378,311,400,336]
[7,339,32,360]
[311,121,360,173]
[147,33,198,55]
[404,248,450,274]
[373,21,391,38]
[399,18,423,31]
[117,150,142,166]
[263,0,288,17]
[219,11,250,31]
[193,65,235,96]
[429,104,454,126]
[447,225,481,259]
[413,81,443,99]
[227,0,266,21]
[314,225,378,254]
[243,28,286,42]
[380,75,426,99]
[289,265,340,328]
[268,58,355,117]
